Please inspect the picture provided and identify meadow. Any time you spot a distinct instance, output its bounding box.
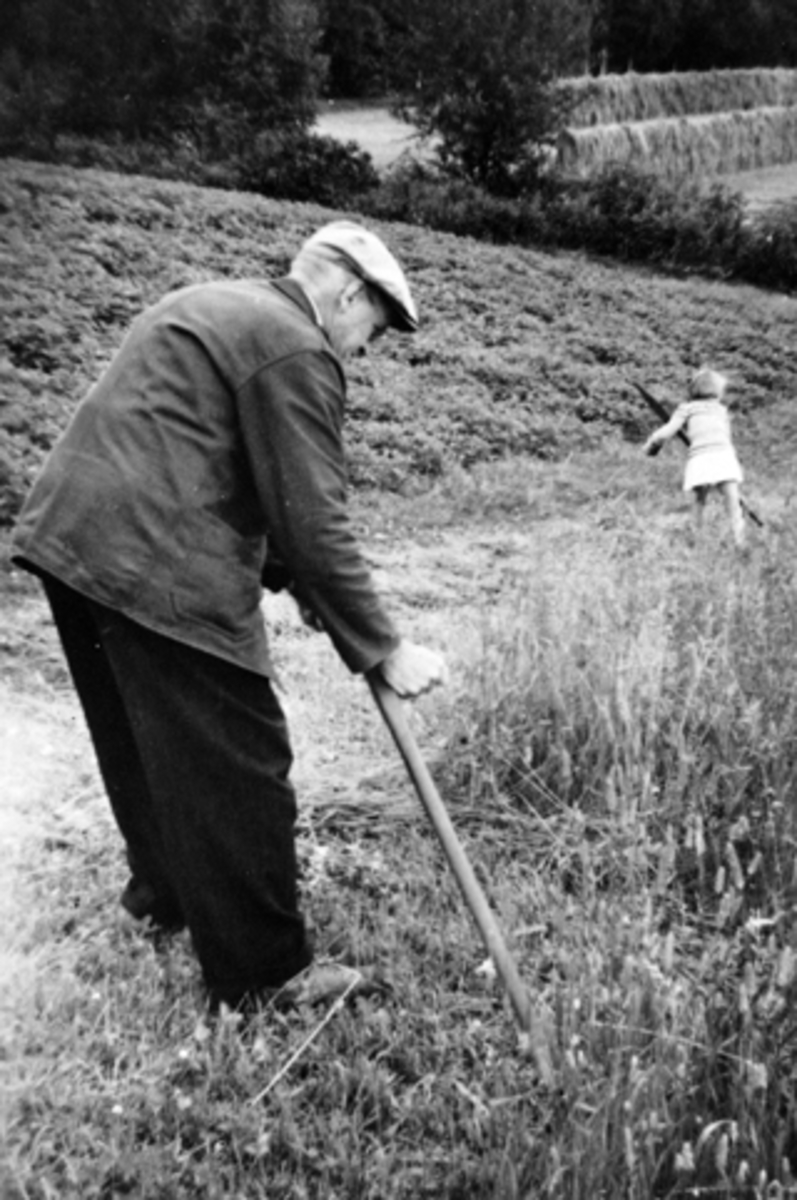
[2,158,797,1198]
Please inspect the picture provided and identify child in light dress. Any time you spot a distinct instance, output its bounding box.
[643,368,745,548]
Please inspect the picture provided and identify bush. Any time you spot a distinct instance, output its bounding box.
[736,199,797,292]
[235,129,379,206]
[548,166,747,267]
[393,0,587,194]
[364,160,797,293]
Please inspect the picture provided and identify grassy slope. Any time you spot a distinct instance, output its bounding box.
[3,160,797,1199]
[2,157,797,514]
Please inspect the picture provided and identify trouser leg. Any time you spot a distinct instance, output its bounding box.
[42,576,311,1004]
[41,575,181,920]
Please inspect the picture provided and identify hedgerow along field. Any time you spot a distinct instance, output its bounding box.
[2,157,797,1198]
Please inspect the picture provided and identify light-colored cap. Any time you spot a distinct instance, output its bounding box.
[690,368,728,399]
[302,220,418,332]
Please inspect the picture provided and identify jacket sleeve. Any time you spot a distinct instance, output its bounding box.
[235,348,400,674]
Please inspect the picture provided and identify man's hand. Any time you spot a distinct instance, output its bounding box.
[296,598,325,631]
[379,639,449,698]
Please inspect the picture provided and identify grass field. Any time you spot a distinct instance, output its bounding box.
[3,158,797,1198]
[315,103,433,171]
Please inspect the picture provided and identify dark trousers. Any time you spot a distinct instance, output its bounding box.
[41,574,312,1005]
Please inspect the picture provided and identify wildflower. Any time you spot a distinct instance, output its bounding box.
[675,1141,695,1174]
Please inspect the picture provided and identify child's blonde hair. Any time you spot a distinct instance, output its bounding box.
[689,367,728,400]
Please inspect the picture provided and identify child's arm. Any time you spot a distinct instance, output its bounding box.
[642,406,687,455]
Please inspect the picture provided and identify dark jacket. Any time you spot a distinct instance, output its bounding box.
[11,277,399,676]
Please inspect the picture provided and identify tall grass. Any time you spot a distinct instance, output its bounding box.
[438,518,797,1196]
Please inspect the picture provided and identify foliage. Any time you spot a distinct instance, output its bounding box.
[736,198,797,292]
[365,158,797,294]
[595,0,797,73]
[236,129,380,207]
[390,0,591,195]
[4,158,797,525]
[0,0,323,152]
[316,0,797,108]
[2,0,797,167]
[319,0,400,99]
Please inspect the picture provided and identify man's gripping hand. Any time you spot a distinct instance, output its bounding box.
[378,640,449,698]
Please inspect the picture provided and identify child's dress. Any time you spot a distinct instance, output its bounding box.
[666,399,744,492]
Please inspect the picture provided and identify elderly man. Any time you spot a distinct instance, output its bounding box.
[11,220,447,1011]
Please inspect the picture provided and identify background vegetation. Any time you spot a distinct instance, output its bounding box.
[4,2,797,301]
[4,0,797,183]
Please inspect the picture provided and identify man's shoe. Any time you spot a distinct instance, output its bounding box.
[272,961,365,1009]
[212,961,370,1016]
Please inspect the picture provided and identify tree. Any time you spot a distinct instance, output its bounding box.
[594,0,797,72]
[393,0,593,194]
[320,0,391,98]
[597,0,686,73]
[671,0,797,69]
[0,0,324,148]
[195,0,323,130]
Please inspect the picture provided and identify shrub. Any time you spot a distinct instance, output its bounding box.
[235,129,379,206]
[736,199,797,292]
[392,0,585,195]
[365,160,797,293]
[549,165,747,267]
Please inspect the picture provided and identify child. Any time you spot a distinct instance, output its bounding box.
[643,368,745,548]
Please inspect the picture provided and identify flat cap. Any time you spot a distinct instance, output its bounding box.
[302,220,418,332]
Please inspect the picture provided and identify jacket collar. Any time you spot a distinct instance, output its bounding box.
[271,277,324,330]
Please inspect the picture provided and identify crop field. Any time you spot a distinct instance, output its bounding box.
[555,68,797,183]
[3,158,797,1197]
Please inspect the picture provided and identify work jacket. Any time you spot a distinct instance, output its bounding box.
[11,277,399,677]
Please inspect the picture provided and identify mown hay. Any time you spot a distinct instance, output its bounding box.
[558,69,797,128]
[556,105,797,181]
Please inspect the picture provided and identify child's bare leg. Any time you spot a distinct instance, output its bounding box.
[721,481,746,548]
[693,487,708,536]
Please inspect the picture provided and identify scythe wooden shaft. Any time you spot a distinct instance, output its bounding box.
[367,674,553,1082]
